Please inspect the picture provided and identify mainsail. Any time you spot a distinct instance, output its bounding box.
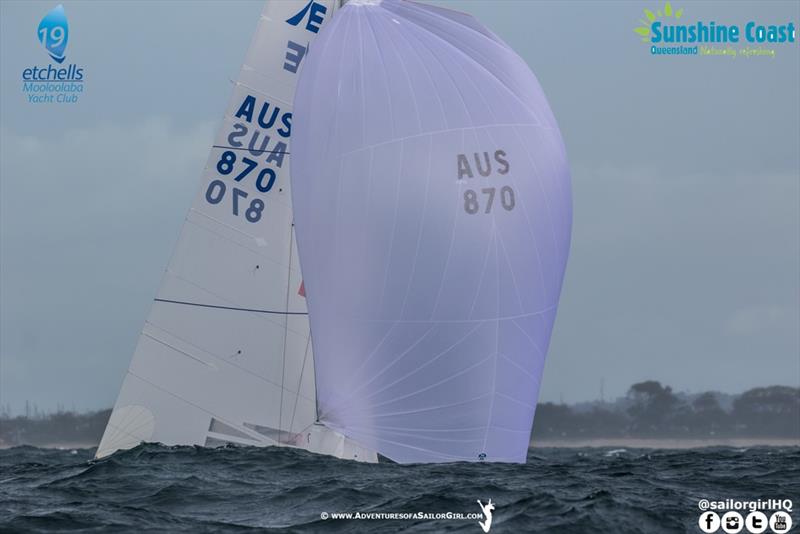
[97,0,376,462]
[291,0,572,463]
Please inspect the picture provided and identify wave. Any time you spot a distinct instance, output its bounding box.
[1,444,798,533]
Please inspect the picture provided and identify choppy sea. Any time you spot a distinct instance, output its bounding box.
[1,444,798,533]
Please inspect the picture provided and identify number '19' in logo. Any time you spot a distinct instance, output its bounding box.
[38,4,69,64]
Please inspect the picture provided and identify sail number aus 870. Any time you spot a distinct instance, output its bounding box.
[206,181,265,223]
[205,150,277,223]
[464,186,515,214]
[216,150,277,193]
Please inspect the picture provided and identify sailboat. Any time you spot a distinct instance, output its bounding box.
[98,0,571,464]
[96,0,375,462]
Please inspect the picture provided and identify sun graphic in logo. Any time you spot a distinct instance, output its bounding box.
[634,1,684,42]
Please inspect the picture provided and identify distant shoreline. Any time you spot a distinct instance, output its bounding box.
[531,438,800,449]
[0,442,98,450]
[3,438,799,451]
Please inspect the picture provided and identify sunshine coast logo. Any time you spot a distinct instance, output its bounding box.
[22,4,86,104]
[634,1,797,58]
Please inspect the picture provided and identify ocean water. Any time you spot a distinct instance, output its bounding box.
[1,445,797,533]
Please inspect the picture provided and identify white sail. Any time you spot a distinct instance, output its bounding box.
[97,0,376,463]
[291,0,571,463]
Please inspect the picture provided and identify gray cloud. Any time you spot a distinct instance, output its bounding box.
[1,119,214,413]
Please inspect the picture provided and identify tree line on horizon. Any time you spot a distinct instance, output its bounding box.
[0,382,798,447]
[531,382,800,440]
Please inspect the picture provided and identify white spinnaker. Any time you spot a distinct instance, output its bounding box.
[97,0,375,462]
[291,0,571,463]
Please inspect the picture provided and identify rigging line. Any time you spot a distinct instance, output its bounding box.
[277,223,296,444]
[160,271,310,339]
[153,298,308,315]
[482,225,500,453]
[289,334,312,434]
[211,145,290,155]
[312,331,320,423]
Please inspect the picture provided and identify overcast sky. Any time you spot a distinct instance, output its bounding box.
[1,1,798,414]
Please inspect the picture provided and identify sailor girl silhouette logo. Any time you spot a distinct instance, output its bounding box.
[477,499,495,532]
[38,4,69,63]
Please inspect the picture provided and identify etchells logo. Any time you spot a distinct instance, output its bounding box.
[286,0,327,33]
[633,1,797,58]
[38,4,68,63]
[22,4,85,104]
[282,0,329,73]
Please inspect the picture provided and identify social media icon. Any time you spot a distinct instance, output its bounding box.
[770,512,792,534]
[722,511,743,533]
[700,511,721,533]
[746,511,769,534]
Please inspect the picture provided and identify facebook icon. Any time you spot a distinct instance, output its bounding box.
[699,511,720,533]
